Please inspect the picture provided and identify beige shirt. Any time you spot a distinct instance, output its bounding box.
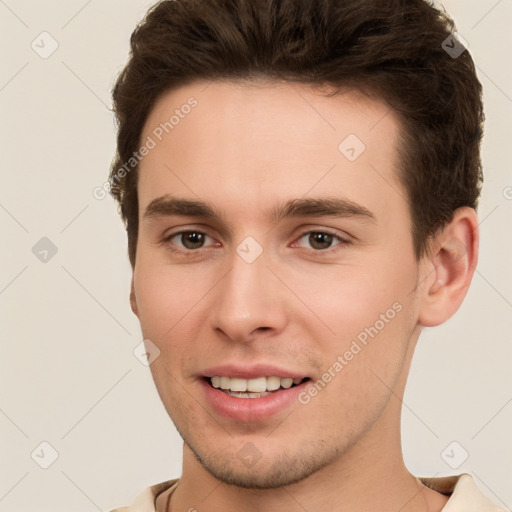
[110,473,507,512]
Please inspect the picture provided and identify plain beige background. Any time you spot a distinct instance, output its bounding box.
[0,1,511,510]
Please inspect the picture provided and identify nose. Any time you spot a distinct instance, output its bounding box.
[209,250,288,344]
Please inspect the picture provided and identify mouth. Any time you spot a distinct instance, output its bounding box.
[200,369,313,422]
[203,375,311,398]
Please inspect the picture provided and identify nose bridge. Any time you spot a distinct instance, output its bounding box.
[221,249,270,317]
[211,245,286,342]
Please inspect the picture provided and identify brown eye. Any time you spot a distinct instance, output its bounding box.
[181,232,205,249]
[295,230,348,252]
[308,232,334,250]
[169,231,212,250]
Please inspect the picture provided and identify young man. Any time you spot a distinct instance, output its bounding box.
[108,0,504,510]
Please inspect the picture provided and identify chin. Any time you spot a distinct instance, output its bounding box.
[187,437,339,490]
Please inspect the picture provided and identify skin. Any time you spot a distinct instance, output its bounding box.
[128,80,478,512]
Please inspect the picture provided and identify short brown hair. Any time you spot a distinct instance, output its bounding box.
[109,0,484,269]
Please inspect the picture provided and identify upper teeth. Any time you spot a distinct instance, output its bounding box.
[210,376,303,392]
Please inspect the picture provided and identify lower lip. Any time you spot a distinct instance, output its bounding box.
[200,378,310,423]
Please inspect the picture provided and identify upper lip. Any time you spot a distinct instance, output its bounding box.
[201,363,308,380]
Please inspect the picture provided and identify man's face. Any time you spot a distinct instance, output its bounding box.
[132,80,426,488]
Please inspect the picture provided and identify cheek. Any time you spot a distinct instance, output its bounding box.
[133,256,210,340]
[286,258,416,388]
[283,259,412,337]
[133,260,206,418]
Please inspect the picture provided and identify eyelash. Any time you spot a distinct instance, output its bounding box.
[162,229,351,256]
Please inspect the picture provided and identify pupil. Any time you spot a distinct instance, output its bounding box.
[183,232,204,249]
[309,232,333,250]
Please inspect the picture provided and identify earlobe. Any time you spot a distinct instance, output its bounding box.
[130,277,139,317]
[418,207,479,327]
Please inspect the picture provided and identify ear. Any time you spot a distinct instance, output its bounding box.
[130,276,139,317]
[418,207,479,327]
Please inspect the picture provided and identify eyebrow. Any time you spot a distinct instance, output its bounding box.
[143,195,376,224]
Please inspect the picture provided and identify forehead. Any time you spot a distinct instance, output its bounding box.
[141,79,397,152]
[137,80,405,224]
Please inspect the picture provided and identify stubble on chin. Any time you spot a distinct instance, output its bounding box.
[182,434,347,490]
